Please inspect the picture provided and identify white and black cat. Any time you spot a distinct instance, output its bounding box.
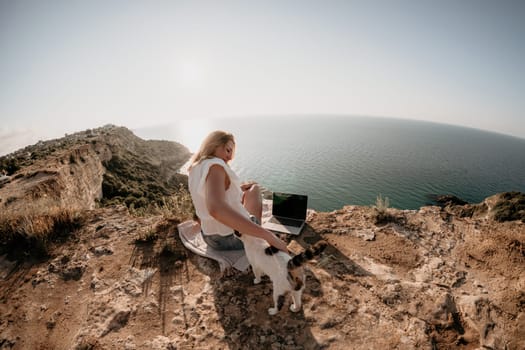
[237,233,327,315]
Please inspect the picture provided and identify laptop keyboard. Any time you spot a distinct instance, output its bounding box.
[269,216,303,227]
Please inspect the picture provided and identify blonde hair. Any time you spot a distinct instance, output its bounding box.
[188,130,235,170]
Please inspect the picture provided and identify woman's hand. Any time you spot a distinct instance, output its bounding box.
[266,232,288,252]
[240,181,257,191]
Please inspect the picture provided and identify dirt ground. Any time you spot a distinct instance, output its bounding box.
[1,201,524,349]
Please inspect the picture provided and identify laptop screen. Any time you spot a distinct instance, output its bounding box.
[272,192,308,220]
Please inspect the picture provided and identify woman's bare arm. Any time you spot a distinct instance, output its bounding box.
[205,165,288,252]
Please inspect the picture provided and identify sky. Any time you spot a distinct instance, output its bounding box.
[1,0,524,155]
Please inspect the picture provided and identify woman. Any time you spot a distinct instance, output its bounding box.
[188,130,288,252]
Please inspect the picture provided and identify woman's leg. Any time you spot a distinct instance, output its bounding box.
[242,184,263,222]
[202,233,244,250]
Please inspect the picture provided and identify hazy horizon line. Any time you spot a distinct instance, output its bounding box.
[2,114,524,158]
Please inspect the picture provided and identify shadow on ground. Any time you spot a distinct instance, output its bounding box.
[187,222,372,350]
[130,219,189,334]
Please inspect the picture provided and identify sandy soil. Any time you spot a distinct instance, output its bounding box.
[1,200,524,350]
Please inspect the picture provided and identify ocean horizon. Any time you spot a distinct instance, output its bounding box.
[135,116,525,211]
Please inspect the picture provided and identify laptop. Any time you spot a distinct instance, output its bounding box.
[262,192,308,235]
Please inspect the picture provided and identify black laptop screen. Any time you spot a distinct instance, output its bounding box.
[272,192,308,220]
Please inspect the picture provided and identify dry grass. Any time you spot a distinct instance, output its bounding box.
[372,194,394,225]
[0,199,84,259]
[134,225,159,244]
[129,184,195,222]
[374,194,390,212]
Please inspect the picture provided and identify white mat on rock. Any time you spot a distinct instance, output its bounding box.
[177,220,250,272]
[177,199,274,272]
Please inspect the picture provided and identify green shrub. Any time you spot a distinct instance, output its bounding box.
[100,151,190,212]
[0,158,21,175]
[492,192,525,222]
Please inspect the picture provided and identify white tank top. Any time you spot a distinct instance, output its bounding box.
[188,157,250,236]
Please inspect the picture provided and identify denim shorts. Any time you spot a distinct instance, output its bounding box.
[202,215,260,251]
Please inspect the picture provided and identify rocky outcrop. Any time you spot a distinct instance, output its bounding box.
[0,197,523,349]
[0,127,523,349]
[0,142,108,212]
[438,192,525,223]
[0,125,191,212]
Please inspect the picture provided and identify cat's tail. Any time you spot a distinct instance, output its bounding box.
[287,240,328,270]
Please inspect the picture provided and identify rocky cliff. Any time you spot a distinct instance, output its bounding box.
[0,128,523,350]
[0,125,191,212]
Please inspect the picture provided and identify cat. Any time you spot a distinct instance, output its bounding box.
[237,232,327,315]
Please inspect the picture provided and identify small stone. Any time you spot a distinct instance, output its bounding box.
[90,246,113,256]
[271,342,281,350]
[60,265,85,281]
[46,318,56,329]
[172,315,185,325]
[102,310,131,336]
[48,263,57,273]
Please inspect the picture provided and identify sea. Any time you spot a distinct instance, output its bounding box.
[135,116,525,211]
